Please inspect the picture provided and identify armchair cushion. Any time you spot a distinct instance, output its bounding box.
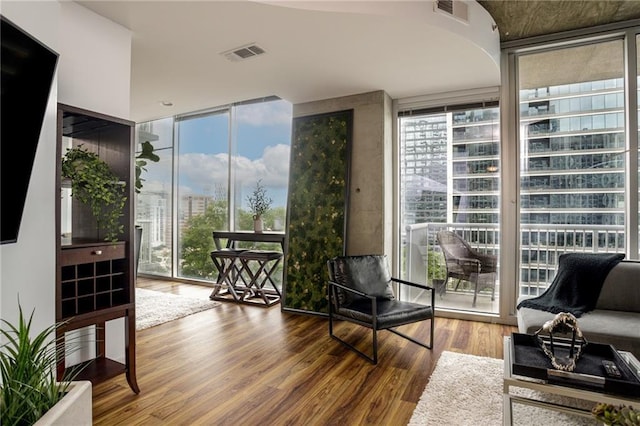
[337,298,434,329]
[331,255,395,306]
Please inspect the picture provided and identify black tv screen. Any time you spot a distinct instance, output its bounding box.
[1,15,58,244]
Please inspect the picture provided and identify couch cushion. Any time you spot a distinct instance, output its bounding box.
[596,261,640,313]
[517,302,640,356]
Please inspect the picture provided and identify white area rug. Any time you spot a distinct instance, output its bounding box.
[408,351,598,426]
[136,288,221,330]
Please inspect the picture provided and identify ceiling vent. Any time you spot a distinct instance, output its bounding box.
[221,43,266,62]
[434,0,469,23]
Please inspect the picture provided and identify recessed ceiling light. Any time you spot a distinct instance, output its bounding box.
[160,101,173,107]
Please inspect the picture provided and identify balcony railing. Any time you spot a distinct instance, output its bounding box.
[404,222,625,300]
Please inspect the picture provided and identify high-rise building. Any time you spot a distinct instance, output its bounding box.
[400,79,625,296]
[519,78,625,226]
[400,104,500,229]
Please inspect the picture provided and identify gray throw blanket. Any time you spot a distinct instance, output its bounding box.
[517,252,625,317]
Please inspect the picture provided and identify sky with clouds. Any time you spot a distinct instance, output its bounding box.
[140,99,292,207]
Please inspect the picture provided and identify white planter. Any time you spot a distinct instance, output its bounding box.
[254,217,263,233]
[34,381,92,426]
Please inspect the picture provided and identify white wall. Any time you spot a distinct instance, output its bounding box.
[0,1,60,343]
[59,1,131,118]
[0,1,132,364]
[58,1,132,364]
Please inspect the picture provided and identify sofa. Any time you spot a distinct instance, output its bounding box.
[517,260,640,356]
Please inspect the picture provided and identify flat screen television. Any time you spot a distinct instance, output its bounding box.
[1,15,58,244]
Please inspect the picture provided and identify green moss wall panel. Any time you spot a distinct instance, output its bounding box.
[283,110,353,314]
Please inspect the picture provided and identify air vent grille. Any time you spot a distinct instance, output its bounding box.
[222,43,266,62]
[434,0,468,23]
[436,0,454,14]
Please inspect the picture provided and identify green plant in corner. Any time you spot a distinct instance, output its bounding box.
[247,179,272,220]
[135,140,160,194]
[61,144,127,242]
[0,304,85,426]
[427,249,446,281]
[593,403,640,425]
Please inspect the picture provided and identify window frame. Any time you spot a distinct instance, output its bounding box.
[135,97,292,283]
[502,24,640,322]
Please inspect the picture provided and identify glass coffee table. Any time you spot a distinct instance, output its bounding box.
[503,336,640,426]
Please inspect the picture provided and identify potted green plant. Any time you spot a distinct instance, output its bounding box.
[0,305,91,426]
[592,402,640,425]
[61,144,127,242]
[135,140,160,194]
[427,249,447,296]
[247,179,272,233]
[134,140,160,270]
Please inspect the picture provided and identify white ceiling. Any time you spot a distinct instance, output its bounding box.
[77,0,501,123]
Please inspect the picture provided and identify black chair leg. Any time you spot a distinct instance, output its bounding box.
[472,277,479,307]
[328,307,378,364]
[329,321,378,364]
[389,327,433,350]
[454,278,462,292]
[440,277,449,298]
[491,273,496,301]
[331,320,434,364]
[371,327,378,364]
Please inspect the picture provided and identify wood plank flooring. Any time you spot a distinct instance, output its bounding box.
[92,278,516,425]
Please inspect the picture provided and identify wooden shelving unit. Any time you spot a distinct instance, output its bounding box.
[60,242,128,317]
[55,103,139,394]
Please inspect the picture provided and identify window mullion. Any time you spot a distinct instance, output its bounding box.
[624,29,639,259]
[228,106,235,231]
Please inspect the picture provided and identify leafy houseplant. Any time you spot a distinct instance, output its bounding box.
[135,140,160,194]
[427,250,446,281]
[133,141,160,271]
[427,249,447,295]
[247,179,272,232]
[593,403,640,425]
[61,145,127,242]
[0,305,85,426]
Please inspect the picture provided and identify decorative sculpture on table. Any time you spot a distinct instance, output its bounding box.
[534,312,588,372]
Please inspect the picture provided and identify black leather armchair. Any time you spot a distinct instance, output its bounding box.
[327,255,435,364]
[436,230,497,308]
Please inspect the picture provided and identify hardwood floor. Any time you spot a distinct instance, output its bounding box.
[93,278,516,425]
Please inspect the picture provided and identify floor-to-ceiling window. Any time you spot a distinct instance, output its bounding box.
[136,117,174,277]
[135,97,292,283]
[176,110,230,281]
[397,96,501,314]
[508,26,640,310]
[637,34,640,260]
[517,40,626,297]
[398,23,640,322]
[232,100,291,232]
